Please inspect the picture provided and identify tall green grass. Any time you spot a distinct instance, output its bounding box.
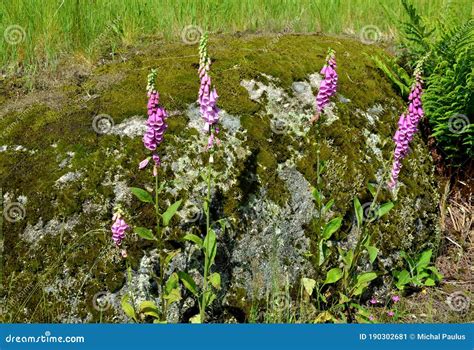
[0,0,471,73]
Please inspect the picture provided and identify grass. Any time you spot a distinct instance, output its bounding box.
[0,0,471,74]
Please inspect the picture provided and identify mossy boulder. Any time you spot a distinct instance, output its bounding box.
[0,34,439,322]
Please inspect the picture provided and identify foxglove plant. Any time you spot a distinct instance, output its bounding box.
[179,32,222,323]
[122,68,182,323]
[140,69,168,176]
[315,48,338,119]
[388,65,424,189]
[310,48,340,279]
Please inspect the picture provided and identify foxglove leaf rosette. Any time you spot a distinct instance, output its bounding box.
[316,49,338,115]
[388,68,424,189]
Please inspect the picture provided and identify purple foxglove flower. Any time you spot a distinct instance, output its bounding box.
[139,158,150,169]
[315,49,338,115]
[370,297,378,305]
[197,33,220,150]
[140,72,169,174]
[388,68,424,189]
[387,310,395,317]
[111,217,129,246]
[392,295,400,303]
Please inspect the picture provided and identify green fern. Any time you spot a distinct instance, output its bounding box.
[424,46,474,162]
[380,0,474,165]
[371,54,411,98]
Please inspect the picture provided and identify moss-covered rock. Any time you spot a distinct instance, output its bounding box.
[0,34,439,323]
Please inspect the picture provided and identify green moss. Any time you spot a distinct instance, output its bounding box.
[1,33,439,322]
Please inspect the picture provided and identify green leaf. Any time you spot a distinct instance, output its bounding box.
[427,266,443,281]
[312,187,322,206]
[394,269,410,289]
[352,272,378,297]
[183,233,203,248]
[322,217,342,240]
[130,187,154,203]
[377,202,394,218]
[139,301,160,318]
[352,285,365,296]
[318,241,330,266]
[338,292,350,304]
[121,294,137,322]
[341,248,354,268]
[164,288,181,305]
[302,277,316,295]
[177,271,198,296]
[204,291,217,308]
[367,182,377,197]
[324,268,343,285]
[165,272,179,294]
[366,246,378,264]
[417,272,429,280]
[139,300,158,313]
[424,278,435,286]
[357,272,377,284]
[354,197,363,228]
[203,229,217,265]
[208,272,221,290]
[162,199,182,226]
[322,199,335,215]
[416,249,432,272]
[134,227,156,240]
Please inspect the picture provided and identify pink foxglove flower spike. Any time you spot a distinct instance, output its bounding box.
[311,48,338,123]
[140,69,168,176]
[198,32,220,150]
[111,212,129,246]
[388,64,424,189]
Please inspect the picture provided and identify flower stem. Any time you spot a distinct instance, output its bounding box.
[154,173,167,321]
[200,151,213,323]
[313,122,323,279]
